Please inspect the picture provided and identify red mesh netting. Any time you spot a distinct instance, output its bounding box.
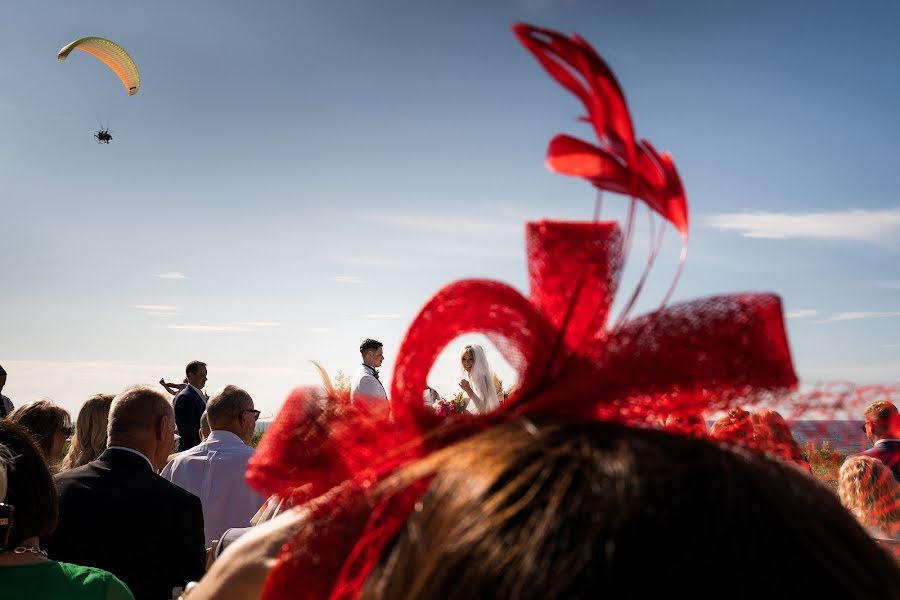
[245,21,900,600]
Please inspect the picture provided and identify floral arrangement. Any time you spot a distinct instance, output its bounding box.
[433,393,469,416]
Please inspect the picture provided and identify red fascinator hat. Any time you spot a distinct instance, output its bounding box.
[247,23,812,599]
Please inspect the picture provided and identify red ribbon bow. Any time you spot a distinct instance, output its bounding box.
[246,24,797,600]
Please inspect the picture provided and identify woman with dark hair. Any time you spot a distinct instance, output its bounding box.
[0,420,133,598]
[187,417,900,599]
[7,399,71,466]
[60,394,114,471]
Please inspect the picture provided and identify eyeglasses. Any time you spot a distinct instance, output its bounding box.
[0,503,14,549]
[240,409,261,422]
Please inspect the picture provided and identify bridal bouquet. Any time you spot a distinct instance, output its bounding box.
[434,393,469,416]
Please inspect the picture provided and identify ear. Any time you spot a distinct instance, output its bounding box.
[159,413,172,441]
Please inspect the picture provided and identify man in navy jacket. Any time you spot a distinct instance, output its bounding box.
[173,360,208,452]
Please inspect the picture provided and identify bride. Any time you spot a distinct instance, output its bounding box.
[458,344,501,414]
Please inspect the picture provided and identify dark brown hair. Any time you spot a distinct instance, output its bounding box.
[185,360,207,376]
[360,339,383,354]
[0,420,59,549]
[7,400,71,462]
[362,418,900,598]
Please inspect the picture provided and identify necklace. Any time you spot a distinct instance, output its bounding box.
[11,546,48,557]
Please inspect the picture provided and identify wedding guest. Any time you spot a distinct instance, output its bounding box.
[858,400,900,481]
[162,385,265,547]
[45,385,205,600]
[458,344,500,414]
[60,394,114,471]
[0,366,13,418]
[748,409,810,471]
[839,455,900,540]
[174,361,209,452]
[185,418,900,599]
[7,399,71,466]
[350,339,388,404]
[0,421,133,599]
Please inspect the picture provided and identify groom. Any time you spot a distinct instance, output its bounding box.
[350,338,388,404]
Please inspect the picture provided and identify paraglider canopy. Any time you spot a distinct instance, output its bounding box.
[57,37,140,96]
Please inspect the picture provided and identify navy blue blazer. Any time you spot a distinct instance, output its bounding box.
[861,440,900,482]
[45,448,206,600]
[173,385,206,452]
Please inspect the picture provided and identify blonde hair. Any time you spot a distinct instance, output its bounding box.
[839,455,900,538]
[60,394,114,471]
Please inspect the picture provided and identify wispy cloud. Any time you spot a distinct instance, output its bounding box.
[165,325,254,332]
[882,344,898,348]
[328,276,363,284]
[816,311,900,323]
[876,281,900,290]
[153,271,190,280]
[308,327,330,334]
[131,304,181,312]
[786,309,821,319]
[360,313,406,320]
[704,207,900,248]
[237,321,283,328]
[146,311,182,318]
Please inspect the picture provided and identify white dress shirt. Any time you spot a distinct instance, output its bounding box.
[160,430,264,547]
[350,364,388,404]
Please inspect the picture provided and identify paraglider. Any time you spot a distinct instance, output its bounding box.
[57,37,140,95]
[94,129,113,144]
[58,37,139,143]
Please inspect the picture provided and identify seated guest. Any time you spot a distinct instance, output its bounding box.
[839,455,900,540]
[7,399,71,467]
[162,385,264,547]
[45,385,205,600]
[0,421,133,599]
[187,418,900,599]
[858,400,900,481]
[60,394,114,471]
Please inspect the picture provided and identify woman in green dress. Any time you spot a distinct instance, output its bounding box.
[0,420,134,600]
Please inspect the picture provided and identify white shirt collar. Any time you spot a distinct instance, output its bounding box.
[106,446,155,471]
[205,429,248,447]
[874,438,900,445]
[189,384,207,402]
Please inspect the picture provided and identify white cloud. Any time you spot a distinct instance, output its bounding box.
[786,309,821,319]
[360,313,406,320]
[704,207,900,248]
[328,276,362,284]
[237,321,283,327]
[153,271,190,280]
[131,304,181,312]
[146,311,182,318]
[816,311,900,323]
[165,325,254,332]
[882,344,898,348]
[876,281,900,290]
[308,327,330,334]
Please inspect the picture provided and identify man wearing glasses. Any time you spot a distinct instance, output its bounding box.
[162,385,265,548]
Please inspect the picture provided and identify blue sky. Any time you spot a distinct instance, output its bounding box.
[1,0,897,418]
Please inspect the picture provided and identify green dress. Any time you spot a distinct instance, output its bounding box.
[0,560,134,599]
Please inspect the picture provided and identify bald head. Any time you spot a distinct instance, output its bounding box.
[206,385,256,444]
[108,386,173,441]
[207,386,252,424]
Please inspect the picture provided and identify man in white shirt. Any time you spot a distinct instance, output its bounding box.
[350,338,388,404]
[162,384,265,547]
